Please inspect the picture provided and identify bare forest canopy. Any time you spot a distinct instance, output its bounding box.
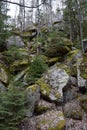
[3,0,44,8]
[0,0,87,47]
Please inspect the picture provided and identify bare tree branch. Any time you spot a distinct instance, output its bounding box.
[2,0,44,8]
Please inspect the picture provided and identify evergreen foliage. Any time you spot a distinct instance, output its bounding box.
[3,45,28,65]
[0,86,26,130]
[27,55,48,85]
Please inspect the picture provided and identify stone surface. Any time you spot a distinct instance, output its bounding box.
[63,77,79,103]
[79,95,87,113]
[26,85,40,117]
[65,118,82,130]
[45,37,72,57]
[0,81,6,91]
[35,99,56,115]
[64,99,82,120]
[36,78,62,103]
[77,53,87,90]
[6,36,25,48]
[10,59,28,73]
[43,64,69,97]
[21,110,65,130]
[0,63,9,84]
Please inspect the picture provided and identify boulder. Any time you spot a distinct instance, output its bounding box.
[77,53,87,91]
[0,63,9,84]
[65,118,83,130]
[45,37,72,57]
[10,59,28,73]
[36,78,61,103]
[48,57,59,66]
[0,81,6,91]
[21,110,65,130]
[35,64,70,103]
[25,85,40,117]
[43,64,69,98]
[6,36,25,48]
[64,99,82,120]
[79,95,87,113]
[63,77,79,103]
[35,99,56,115]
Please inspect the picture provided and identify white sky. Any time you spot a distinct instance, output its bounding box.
[8,0,61,18]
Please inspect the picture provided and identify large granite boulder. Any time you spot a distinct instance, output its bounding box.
[43,64,69,97]
[35,64,69,103]
[6,36,25,48]
[36,78,62,103]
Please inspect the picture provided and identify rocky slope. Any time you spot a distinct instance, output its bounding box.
[0,34,87,130]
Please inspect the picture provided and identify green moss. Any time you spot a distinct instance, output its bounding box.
[48,120,66,130]
[48,57,59,66]
[26,84,37,92]
[57,63,70,75]
[36,78,51,96]
[21,31,31,37]
[0,63,9,84]
[57,112,64,117]
[55,92,61,99]
[80,53,87,79]
[10,59,28,72]
[35,106,48,114]
[79,95,87,113]
[71,110,82,120]
[71,63,77,76]
[67,49,79,61]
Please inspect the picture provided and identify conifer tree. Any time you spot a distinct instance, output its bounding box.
[0,86,26,130]
[0,0,9,51]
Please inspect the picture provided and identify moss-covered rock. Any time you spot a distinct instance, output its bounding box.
[36,110,65,130]
[36,78,61,102]
[43,64,70,99]
[35,99,55,115]
[45,37,72,57]
[57,63,70,75]
[36,78,51,96]
[10,59,29,73]
[66,49,80,63]
[23,110,65,130]
[64,99,82,120]
[48,57,59,66]
[79,95,87,113]
[0,63,9,84]
[49,120,66,130]
[79,53,87,79]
